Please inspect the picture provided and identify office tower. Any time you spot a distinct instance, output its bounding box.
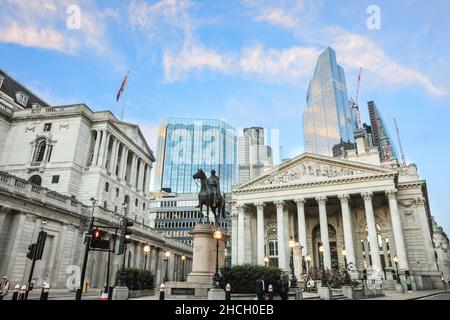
[154,118,237,193]
[368,100,398,162]
[238,127,273,184]
[303,47,357,157]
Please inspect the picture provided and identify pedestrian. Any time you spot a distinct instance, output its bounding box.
[0,276,10,300]
[256,275,265,300]
[277,274,289,300]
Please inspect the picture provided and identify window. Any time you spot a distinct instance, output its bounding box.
[0,76,4,89]
[51,175,60,184]
[104,201,107,209]
[16,92,29,107]
[114,206,117,213]
[44,123,52,132]
[46,145,53,162]
[268,240,278,256]
[29,175,42,186]
[35,141,46,162]
[104,182,109,192]
[143,203,146,210]
[115,188,119,197]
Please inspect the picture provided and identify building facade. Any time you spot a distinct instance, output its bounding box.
[238,127,273,184]
[230,133,447,291]
[0,70,192,292]
[303,47,357,157]
[154,118,237,193]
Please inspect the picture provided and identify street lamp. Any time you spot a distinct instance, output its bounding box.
[342,247,347,269]
[288,239,297,288]
[180,255,186,282]
[319,243,327,287]
[164,251,170,282]
[143,245,150,270]
[305,254,312,272]
[393,255,401,285]
[213,230,222,288]
[264,255,270,267]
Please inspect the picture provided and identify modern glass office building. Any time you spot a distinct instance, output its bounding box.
[154,118,237,193]
[303,47,357,157]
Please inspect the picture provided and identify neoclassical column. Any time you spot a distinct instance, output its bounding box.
[108,137,117,172]
[99,131,110,168]
[338,194,356,268]
[230,206,238,265]
[255,202,266,265]
[362,191,382,271]
[92,129,101,166]
[144,164,151,193]
[137,160,144,191]
[130,154,137,185]
[120,147,129,180]
[111,141,120,175]
[237,204,245,265]
[274,200,287,270]
[316,196,331,269]
[294,198,307,256]
[386,190,409,270]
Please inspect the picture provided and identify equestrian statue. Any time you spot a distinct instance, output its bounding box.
[193,169,226,225]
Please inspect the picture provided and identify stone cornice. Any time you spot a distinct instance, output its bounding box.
[232,173,396,195]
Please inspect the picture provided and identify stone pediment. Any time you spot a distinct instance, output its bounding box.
[235,153,397,190]
[115,122,155,161]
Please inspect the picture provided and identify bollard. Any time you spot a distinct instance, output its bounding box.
[268,284,273,300]
[159,283,165,301]
[40,283,50,300]
[11,284,20,300]
[225,283,231,300]
[18,285,27,300]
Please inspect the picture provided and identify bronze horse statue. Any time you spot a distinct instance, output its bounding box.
[193,169,225,225]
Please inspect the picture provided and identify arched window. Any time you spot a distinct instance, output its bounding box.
[29,175,42,186]
[35,141,46,162]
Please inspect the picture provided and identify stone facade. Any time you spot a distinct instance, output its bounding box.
[230,136,448,290]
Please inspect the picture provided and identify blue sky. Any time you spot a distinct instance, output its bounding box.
[1,0,449,232]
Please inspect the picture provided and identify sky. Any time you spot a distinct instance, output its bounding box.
[1,0,449,233]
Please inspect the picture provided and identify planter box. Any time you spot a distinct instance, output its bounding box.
[128,289,155,298]
[317,286,332,300]
[342,286,364,300]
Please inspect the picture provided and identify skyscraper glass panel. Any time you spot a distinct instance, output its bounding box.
[303,47,357,156]
[154,118,237,193]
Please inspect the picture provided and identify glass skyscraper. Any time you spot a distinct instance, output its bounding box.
[154,118,237,193]
[303,47,357,157]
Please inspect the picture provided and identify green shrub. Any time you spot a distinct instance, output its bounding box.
[219,264,283,294]
[115,268,154,290]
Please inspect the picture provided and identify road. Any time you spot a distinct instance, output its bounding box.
[418,292,450,300]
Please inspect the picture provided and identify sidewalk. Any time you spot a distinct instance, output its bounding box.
[365,289,447,300]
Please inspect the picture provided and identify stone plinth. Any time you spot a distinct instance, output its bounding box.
[111,286,129,300]
[317,286,332,300]
[208,288,226,300]
[165,223,229,298]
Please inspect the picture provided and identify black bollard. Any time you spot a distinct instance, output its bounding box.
[11,284,20,300]
[268,284,273,300]
[40,283,50,300]
[159,283,165,301]
[225,283,231,300]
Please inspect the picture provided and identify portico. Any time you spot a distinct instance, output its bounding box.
[231,153,441,290]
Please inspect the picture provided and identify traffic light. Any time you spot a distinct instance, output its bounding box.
[27,243,37,260]
[117,218,133,254]
[90,229,109,250]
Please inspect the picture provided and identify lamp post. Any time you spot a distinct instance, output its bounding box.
[319,243,327,287]
[164,251,170,283]
[143,245,150,270]
[180,255,186,282]
[342,247,347,269]
[393,255,400,285]
[305,254,312,273]
[213,230,223,288]
[264,255,270,267]
[288,239,297,288]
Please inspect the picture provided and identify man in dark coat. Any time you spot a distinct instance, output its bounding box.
[256,275,266,300]
[278,274,289,300]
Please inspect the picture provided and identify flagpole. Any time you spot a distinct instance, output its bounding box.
[120,70,130,121]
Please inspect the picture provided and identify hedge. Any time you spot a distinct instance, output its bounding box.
[115,268,154,290]
[219,264,284,294]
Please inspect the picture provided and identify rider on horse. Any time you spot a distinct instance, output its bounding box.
[207,170,220,207]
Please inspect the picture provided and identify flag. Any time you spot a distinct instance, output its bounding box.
[116,75,128,102]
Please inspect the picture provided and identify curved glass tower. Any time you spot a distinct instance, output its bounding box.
[303,47,357,156]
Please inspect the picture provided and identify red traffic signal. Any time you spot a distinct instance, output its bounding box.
[90,229,109,249]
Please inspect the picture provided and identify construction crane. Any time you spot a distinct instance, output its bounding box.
[393,118,407,166]
[350,67,363,129]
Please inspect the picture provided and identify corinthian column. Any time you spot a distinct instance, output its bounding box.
[255,202,266,265]
[362,192,382,271]
[237,204,245,265]
[294,198,307,256]
[338,194,356,268]
[230,204,238,265]
[274,201,287,270]
[316,196,331,269]
[386,190,409,270]
[92,130,101,166]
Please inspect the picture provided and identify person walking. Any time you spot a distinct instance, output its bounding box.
[256,275,266,300]
[0,276,10,300]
